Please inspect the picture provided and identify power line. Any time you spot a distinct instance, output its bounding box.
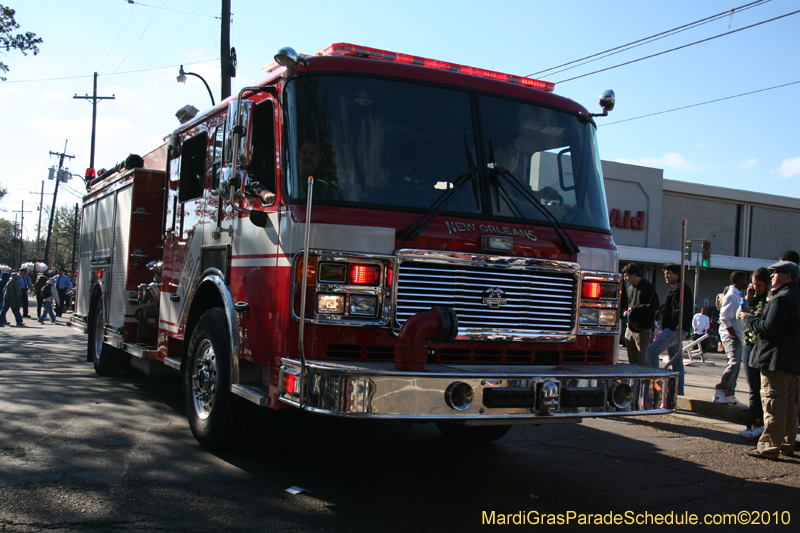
[556,8,800,84]
[108,0,168,78]
[127,0,220,19]
[529,0,770,78]
[0,59,219,84]
[96,4,138,87]
[598,80,800,127]
[123,0,206,91]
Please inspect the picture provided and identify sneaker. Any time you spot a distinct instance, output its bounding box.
[779,445,794,457]
[712,390,729,404]
[726,395,744,406]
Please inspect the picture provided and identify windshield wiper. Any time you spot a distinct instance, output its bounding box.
[396,165,480,242]
[489,164,580,257]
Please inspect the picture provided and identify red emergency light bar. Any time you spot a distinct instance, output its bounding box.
[322,43,555,93]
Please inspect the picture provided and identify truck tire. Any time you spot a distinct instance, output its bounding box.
[435,422,512,443]
[184,308,240,451]
[89,293,125,376]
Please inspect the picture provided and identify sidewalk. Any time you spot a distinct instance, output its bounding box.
[619,344,752,425]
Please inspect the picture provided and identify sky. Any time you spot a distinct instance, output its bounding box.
[1,0,799,234]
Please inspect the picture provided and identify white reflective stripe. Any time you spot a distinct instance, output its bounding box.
[230,257,291,268]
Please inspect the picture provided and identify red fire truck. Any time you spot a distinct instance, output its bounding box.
[72,43,677,450]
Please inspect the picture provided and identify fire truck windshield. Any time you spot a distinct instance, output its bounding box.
[285,75,610,232]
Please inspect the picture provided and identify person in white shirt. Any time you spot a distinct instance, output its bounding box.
[691,307,711,355]
[713,271,749,405]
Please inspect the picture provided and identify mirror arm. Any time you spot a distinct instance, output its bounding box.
[228,85,279,216]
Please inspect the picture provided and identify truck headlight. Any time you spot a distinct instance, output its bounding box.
[580,308,598,326]
[349,295,377,316]
[317,294,345,314]
[598,309,617,326]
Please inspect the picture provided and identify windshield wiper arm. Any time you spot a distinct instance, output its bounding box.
[397,166,479,242]
[492,166,580,257]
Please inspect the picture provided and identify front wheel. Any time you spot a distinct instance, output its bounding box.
[184,308,240,450]
[435,422,512,443]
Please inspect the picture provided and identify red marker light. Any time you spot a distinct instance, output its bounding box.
[284,373,297,395]
[581,281,601,300]
[350,264,381,286]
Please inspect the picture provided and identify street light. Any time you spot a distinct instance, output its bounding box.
[177,65,215,107]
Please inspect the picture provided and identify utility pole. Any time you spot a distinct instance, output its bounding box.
[36,181,44,257]
[12,213,18,267]
[221,0,232,101]
[32,181,55,259]
[73,72,115,171]
[11,202,33,268]
[71,204,79,271]
[44,143,74,266]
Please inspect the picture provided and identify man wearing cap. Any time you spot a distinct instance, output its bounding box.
[0,271,25,327]
[55,267,73,317]
[18,268,32,318]
[739,260,800,460]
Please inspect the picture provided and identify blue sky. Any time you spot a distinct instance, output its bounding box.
[1,0,799,230]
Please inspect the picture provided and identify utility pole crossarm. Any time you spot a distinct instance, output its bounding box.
[73,72,115,171]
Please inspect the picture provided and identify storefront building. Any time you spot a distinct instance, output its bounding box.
[603,160,800,310]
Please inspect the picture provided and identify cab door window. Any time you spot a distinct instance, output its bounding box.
[179,132,208,202]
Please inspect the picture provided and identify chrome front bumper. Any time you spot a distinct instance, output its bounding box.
[278,360,678,423]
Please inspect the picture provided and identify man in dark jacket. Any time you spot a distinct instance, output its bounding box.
[645,263,693,396]
[0,272,25,326]
[740,260,800,460]
[622,263,659,366]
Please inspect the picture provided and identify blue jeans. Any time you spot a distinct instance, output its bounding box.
[645,327,687,396]
[743,345,763,428]
[716,335,743,396]
[0,301,23,325]
[38,301,56,323]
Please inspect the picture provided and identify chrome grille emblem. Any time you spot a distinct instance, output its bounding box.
[482,287,507,309]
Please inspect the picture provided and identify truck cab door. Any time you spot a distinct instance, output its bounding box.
[163,130,209,331]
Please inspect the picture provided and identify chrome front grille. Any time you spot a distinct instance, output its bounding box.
[395,254,578,339]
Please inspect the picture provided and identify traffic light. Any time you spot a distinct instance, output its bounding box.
[701,241,711,268]
[684,240,692,263]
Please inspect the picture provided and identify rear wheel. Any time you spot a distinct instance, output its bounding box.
[89,293,125,376]
[184,308,240,450]
[435,422,512,443]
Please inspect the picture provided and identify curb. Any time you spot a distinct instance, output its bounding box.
[677,398,749,424]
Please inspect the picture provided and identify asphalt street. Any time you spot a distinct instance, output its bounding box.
[1,318,798,532]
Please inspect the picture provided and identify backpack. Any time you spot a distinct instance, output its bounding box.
[715,286,728,311]
[42,284,52,298]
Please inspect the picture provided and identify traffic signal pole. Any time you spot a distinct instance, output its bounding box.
[44,142,74,265]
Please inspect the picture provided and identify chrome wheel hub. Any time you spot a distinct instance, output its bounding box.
[191,340,217,420]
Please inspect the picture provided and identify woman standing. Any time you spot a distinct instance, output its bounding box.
[740,267,771,440]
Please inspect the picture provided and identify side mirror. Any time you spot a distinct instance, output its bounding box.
[250,209,268,228]
[591,90,615,118]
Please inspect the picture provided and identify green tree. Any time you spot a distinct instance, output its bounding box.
[0,217,16,265]
[49,205,80,270]
[1,4,42,81]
